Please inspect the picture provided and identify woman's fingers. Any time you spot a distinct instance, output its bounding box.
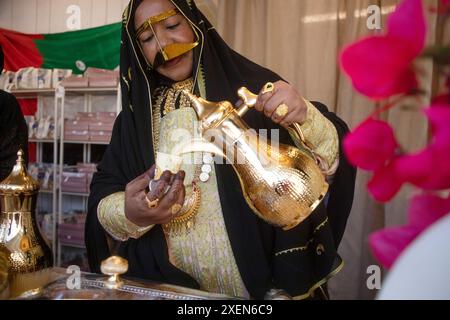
[159,171,186,209]
[147,164,156,180]
[264,93,288,122]
[147,170,173,201]
[255,82,277,112]
[126,172,152,196]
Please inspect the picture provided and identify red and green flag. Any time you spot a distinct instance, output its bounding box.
[0,22,121,73]
[0,23,121,162]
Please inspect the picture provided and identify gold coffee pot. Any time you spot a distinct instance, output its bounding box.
[0,150,53,275]
[180,87,328,230]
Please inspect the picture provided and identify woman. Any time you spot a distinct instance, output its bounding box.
[86,0,356,299]
[0,45,29,181]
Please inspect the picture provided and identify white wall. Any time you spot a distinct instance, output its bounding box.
[0,0,218,34]
[0,0,129,33]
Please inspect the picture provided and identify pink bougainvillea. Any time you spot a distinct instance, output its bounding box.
[340,0,426,100]
[340,0,450,269]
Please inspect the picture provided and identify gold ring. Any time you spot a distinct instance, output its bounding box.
[145,196,159,209]
[171,204,182,215]
[261,82,275,95]
[275,103,289,118]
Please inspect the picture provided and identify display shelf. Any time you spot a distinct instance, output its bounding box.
[61,191,90,197]
[13,89,60,264]
[10,87,118,98]
[64,87,118,95]
[29,138,57,143]
[56,84,120,268]
[39,189,54,194]
[13,84,120,269]
[59,243,86,249]
[64,140,109,145]
[10,88,56,99]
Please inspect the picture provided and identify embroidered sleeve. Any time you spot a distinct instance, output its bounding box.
[97,192,154,241]
[288,99,339,177]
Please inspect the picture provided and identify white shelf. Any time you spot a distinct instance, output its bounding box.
[11,86,118,98]
[59,243,86,249]
[30,138,57,143]
[56,84,120,268]
[61,191,90,197]
[10,88,55,99]
[31,139,109,145]
[64,87,118,95]
[40,189,54,194]
[17,82,121,268]
[64,140,109,145]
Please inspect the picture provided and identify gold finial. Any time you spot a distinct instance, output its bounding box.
[236,87,258,117]
[101,256,128,289]
[0,148,39,195]
[16,149,25,165]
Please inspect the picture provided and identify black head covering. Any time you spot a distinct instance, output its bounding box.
[86,0,356,299]
[1,44,29,180]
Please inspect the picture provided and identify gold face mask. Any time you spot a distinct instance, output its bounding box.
[136,8,199,69]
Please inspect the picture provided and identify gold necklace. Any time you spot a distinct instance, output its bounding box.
[152,78,203,235]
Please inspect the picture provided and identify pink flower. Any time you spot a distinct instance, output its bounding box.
[343,119,398,170]
[367,161,403,202]
[396,106,450,190]
[361,105,450,202]
[370,193,450,269]
[340,0,426,100]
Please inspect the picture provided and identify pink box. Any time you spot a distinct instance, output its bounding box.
[85,67,119,88]
[61,172,87,193]
[58,223,85,247]
[64,130,89,141]
[84,67,118,77]
[76,112,97,121]
[88,120,114,132]
[96,112,117,120]
[88,76,118,87]
[65,119,89,131]
[77,163,97,173]
[61,184,87,194]
[89,130,112,143]
[61,75,89,88]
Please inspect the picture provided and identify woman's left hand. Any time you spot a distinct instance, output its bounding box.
[254,80,307,129]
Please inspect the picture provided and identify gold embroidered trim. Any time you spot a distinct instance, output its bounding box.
[152,78,204,234]
[292,259,344,300]
[289,100,339,175]
[152,78,194,151]
[274,218,329,257]
[97,192,154,241]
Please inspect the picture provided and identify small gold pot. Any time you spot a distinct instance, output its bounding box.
[0,150,53,276]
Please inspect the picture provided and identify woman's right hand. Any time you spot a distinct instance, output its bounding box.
[124,165,186,227]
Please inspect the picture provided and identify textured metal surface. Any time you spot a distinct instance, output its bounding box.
[185,90,328,230]
[17,269,239,300]
[0,151,53,275]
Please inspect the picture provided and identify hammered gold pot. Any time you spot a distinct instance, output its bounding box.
[179,88,328,230]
